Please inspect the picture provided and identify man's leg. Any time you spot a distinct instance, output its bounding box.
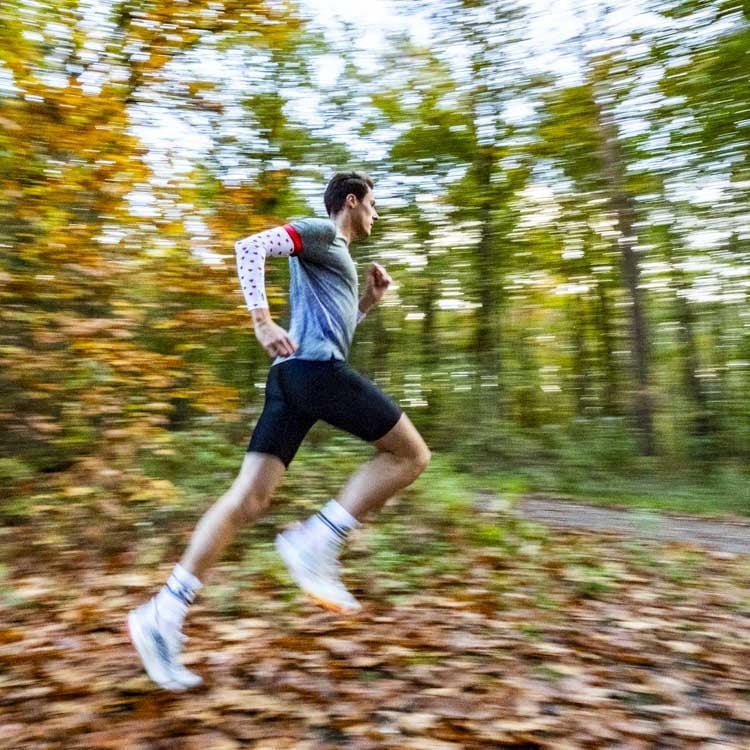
[336,413,431,519]
[128,452,285,690]
[180,452,286,580]
[276,413,430,613]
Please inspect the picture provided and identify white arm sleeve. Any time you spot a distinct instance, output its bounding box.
[234,225,298,311]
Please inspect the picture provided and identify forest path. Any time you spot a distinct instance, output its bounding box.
[517,496,750,554]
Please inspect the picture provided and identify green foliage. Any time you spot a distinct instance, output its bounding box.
[0,458,35,519]
[0,0,748,530]
[0,457,33,487]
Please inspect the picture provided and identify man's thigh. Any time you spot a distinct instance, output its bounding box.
[314,363,403,443]
[247,364,316,467]
[372,411,429,458]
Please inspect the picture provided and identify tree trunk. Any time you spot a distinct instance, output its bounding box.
[662,236,715,443]
[594,279,620,416]
[593,91,655,455]
[569,296,592,417]
[415,212,442,432]
[473,147,501,380]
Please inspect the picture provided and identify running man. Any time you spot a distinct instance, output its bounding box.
[128,171,431,690]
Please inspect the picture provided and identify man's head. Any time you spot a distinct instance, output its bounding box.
[324,171,378,240]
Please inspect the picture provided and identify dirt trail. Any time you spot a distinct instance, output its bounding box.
[518,495,750,554]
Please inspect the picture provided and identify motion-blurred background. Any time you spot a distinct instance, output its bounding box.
[2,5,750,747]
[1,0,748,524]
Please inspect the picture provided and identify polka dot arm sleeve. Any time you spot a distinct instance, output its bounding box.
[234,225,303,311]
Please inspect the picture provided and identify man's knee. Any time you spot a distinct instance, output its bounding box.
[401,439,431,482]
[231,486,272,524]
[413,443,431,476]
[226,470,273,524]
[227,453,284,523]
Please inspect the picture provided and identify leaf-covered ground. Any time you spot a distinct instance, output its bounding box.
[1,505,749,749]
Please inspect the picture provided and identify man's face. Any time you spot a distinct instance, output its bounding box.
[349,189,378,239]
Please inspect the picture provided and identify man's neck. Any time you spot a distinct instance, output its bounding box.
[333,213,354,246]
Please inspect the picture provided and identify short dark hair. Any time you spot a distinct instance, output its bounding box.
[324,171,374,216]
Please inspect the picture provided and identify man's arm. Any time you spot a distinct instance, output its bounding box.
[235,225,302,357]
[248,306,297,359]
[358,262,392,323]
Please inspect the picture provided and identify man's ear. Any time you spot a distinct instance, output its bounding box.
[346,193,358,208]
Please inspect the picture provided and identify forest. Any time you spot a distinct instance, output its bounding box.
[0,0,749,747]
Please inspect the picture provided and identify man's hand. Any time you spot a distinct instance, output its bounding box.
[251,309,297,358]
[361,262,392,312]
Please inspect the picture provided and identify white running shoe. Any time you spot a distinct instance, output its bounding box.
[127,600,203,691]
[275,524,362,614]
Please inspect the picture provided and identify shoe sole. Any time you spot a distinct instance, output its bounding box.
[127,610,187,692]
[307,591,358,614]
[275,533,361,615]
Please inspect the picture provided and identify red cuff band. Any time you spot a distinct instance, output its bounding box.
[283,224,303,255]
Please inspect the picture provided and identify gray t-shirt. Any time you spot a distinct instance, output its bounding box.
[275,218,359,364]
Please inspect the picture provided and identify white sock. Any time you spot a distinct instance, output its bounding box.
[304,499,359,552]
[152,563,202,633]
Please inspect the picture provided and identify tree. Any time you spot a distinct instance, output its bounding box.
[0,0,319,496]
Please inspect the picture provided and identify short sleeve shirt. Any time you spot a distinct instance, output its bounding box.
[275,218,359,364]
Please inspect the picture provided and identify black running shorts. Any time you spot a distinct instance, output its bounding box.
[247,358,403,467]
